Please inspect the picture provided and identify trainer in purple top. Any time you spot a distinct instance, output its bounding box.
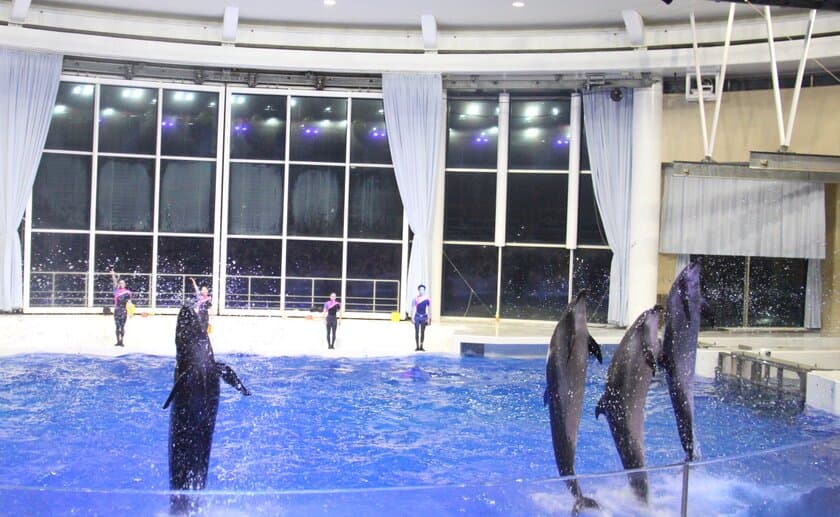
[411,284,431,352]
[190,277,212,333]
[110,268,132,347]
[323,293,342,349]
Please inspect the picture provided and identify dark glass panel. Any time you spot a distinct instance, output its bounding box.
[500,247,570,320]
[572,248,612,324]
[508,99,571,170]
[287,165,344,237]
[347,242,401,280]
[226,238,282,277]
[350,98,391,164]
[159,160,215,234]
[506,173,568,244]
[285,240,342,310]
[98,85,157,154]
[289,96,348,163]
[45,82,94,151]
[748,257,807,327]
[156,237,214,307]
[446,99,499,169]
[228,163,284,235]
[691,255,745,328]
[443,172,495,242]
[441,244,498,317]
[348,167,402,239]
[161,90,219,157]
[577,174,608,246]
[32,154,91,230]
[96,157,154,231]
[93,234,153,306]
[230,93,287,160]
[581,119,591,171]
[29,233,89,307]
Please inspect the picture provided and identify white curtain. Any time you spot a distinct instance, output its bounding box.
[804,259,821,329]
[0,48,62,311]
[582,88,634,326]
[382,73,443,311]
[660,175,825,259]
[675,253,691,280]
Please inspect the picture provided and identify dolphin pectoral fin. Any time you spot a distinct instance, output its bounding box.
[643,347,656,376]
[163,373,188,409]
[216,362,252,396]
[588,336,603,364]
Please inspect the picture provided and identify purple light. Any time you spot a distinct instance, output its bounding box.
[369,128,386,139]
[302,127,320,136]
[473,136,490,144]
[233,124,249,133]
[161,119,176,128]
[554,138,570,146]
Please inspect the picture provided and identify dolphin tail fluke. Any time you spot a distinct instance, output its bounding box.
[572,495,600,516]
[216,362,252,396]
[588,336,603,364]
[162,373,187,409]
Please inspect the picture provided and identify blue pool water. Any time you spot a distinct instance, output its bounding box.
[0,349,839,515]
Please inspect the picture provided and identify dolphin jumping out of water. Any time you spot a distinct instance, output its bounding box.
[163,306,251,510]
[545,290,603,515]
[661,261,704,462]
[596,305,663,503]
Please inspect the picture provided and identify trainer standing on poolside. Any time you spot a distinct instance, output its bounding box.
[323,292,342,349]
[110,269,132,347]
[411,284,431,352]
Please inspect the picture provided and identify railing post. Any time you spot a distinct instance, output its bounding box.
[681,461,690,517]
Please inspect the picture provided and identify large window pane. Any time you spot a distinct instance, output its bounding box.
[577,174,608,246]
[228,163,284,235]
[32,154,91,230]
[288,165,344,237]
[225,238,282,310]
[98,85,157,155]
[29,233,89,307]
[156,237,213,307]
[350,98,391,164]
[230,93,286,160]
[748,257,807,327]
[159,160,215,234]
[693,255,745,328]
[444,172,495,242]
[441,244,497,317]
[289,96,347,163]
[348,167,402,239]
[93,235,153,306]
[45,82,94,152]
[446,99,499,169]
[506,173,568,244]
[573,248,612,324]
[286,240,342,310]
[161,90,219,157]
[347,242,401,312]
[96,157,154,231]
[501,247,570,320]
[508,99,571,170]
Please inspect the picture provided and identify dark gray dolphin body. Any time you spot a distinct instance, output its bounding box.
[545,291,603,515]
[596,306,662,503]
[164,306,250,512]
[661,261,703,462]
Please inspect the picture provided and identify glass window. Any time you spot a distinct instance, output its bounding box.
[32,154,91,230]
[161,90,219,157]
[506,173,568,244]
[348,167,402,239]
[289,96,348,163]
[225,238,282,309]
[29,233,89,307]
[748,257,807,327]
[346,242,401,312]
[45,82,94,151]
[93,234,153,306]
[350,98,391,164]
[287,165,345,237]
[500,247,570,320]
[230,93,287,160]
[156,237,214,307]
[159,160,215,234]
[98,85,158,155]
[285,240,342,310]
[446,99,499,169]
[508,99,571,170]
[692,255,745,328]
[581,119,591,171]
[577,174,608,246]
[444,172,496,242]
[96,157,154,231]
[441,244,498,317]
[573,248,612,324]
[228,163,284,235]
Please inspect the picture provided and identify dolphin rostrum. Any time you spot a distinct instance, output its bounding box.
[545,290,603,515]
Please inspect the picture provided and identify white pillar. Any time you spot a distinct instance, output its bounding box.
[626,81,663,323]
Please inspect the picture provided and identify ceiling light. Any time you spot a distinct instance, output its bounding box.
[512,1,525,7]
[324,0,336,6]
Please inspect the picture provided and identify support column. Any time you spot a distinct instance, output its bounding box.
[430,90,447,322]
[626,81,663,322]
[822,184,840,335]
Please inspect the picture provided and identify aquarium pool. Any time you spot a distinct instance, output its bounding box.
[0,350,839,515]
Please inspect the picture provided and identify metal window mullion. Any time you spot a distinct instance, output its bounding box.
[280,93,292,313]
[495,246,502,319]
[23,188,33,311]
[494,93,509,248]
[341,98,352,305]
[567,94,582,251]
[744,256,751,327]
[86,83,101,309]
[212,85,225,316]
[151,87,163,310]
[568,248,576,304]
[219,86,233,314]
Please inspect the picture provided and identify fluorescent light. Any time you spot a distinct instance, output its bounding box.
[512,1,525,7]
[324,0,336,6]
[53,105,67,115]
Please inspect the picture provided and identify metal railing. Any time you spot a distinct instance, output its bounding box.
[715,350,817,403]
[29,272,89,307]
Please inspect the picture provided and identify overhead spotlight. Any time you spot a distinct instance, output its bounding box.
[661,0,673,4]
[610,88,624,102]
[314,76,326,90]
[420,15,437,52]
[222,6,239,43]
[10,0,31,24]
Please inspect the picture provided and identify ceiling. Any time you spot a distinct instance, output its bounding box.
[36,0,788,30]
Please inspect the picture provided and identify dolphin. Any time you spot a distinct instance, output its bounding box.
[661,261,703,462]
[163,306,251,511]
[596,305,663,503]
[544,290,603,515]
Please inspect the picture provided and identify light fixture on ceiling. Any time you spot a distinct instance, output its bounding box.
[324,0,337,6]
[222,6,239,43]
[10,0,32,24]
[420,14,438,52]
[512,1,525,8]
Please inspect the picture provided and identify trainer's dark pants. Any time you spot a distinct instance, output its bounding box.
[414,318,427,349]
[326,316,337,348]
[114,309,127,344]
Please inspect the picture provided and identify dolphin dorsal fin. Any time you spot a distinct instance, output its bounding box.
[588,336,603,364]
